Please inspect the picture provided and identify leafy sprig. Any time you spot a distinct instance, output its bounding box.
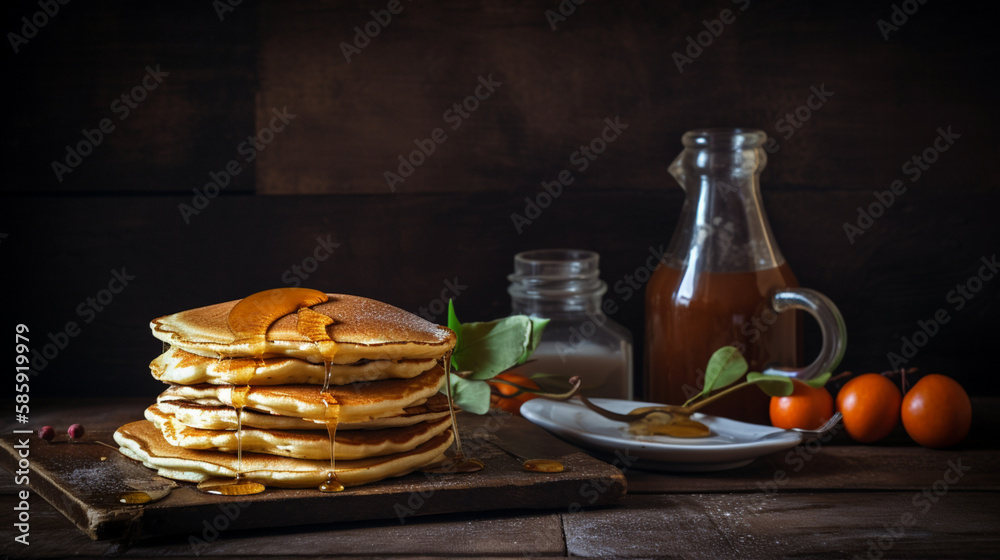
[577,346,832,434]
[680,346,831,412]
[445,300,549,414]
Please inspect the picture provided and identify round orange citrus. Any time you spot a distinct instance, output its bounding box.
[836,373,902,443]
[901,374,972,448]
[488,372,540,415]
[769,380,834,430]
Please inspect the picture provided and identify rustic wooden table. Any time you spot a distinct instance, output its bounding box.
[3,398,999,559]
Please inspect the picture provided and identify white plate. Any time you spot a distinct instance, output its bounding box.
[520,398,803,472]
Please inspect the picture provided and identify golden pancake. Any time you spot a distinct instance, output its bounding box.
[145,405,453,460]
[151,347,436,386]
[114,420,453,488]
[159,365,446,423]
[150,293,456,362]
[156,393,451,431]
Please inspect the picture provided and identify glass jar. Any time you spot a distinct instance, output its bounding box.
[508,249,633,399]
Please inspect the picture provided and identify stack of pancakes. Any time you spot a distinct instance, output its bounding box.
[114,289,458,490]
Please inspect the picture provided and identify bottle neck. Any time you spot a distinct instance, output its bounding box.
[665,131,785,272]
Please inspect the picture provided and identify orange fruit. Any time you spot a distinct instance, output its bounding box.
[836,373,902,443]
[901,374,972,448]
[769,380,834,430]
[488,372,540,415]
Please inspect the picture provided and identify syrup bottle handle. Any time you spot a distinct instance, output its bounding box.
[762,288,847,381]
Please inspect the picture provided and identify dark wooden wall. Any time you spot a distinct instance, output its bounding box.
[4,0,998,399]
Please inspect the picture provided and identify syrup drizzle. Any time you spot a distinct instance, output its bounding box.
[296,306,344,493]
[420,351,484,474]
[226,288,329,354]
[626,407,712,438]
[197,385,265,495]
[197,288,329,496]
[231,385,251,468]
[319,394,344,492]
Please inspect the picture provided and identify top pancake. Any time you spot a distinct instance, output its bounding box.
[150,293,456,362]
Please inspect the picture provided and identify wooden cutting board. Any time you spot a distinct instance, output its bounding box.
[1,411,626,541]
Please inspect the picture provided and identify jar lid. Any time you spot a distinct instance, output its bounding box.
[508,249,607,301]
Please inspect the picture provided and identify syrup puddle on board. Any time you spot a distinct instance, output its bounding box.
[489,439,564,473]
[196,473,266,496]
[118,487,172,505]
[522,459,564,473]
[119,491,156,505]
[117,476,177,505]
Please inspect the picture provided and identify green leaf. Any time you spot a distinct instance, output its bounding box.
[447,300,462,370]
[450,374,491,415]
[803,372,832,389]
[746,372,795,397]
[517,317,549,365]
[453,316,532,380]
[701,346,748,398]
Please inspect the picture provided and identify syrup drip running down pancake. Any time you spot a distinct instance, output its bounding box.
[293,299,343,491]
[203,289,328,495]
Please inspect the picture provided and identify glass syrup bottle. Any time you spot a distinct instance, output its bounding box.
[645,128,846,424]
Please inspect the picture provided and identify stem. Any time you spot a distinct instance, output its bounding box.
[898,367,917,394]
[576,390,687,422]
[829,371,852,383]
[573,377,764,425]
[492,376,581,400]
[682,381,756,414]
[443,353,463,455]
[576,391,641,422]
[548,378,583,400]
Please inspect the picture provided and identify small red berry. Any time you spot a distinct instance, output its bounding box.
[39,426,55,441]
[68,424,85,440]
